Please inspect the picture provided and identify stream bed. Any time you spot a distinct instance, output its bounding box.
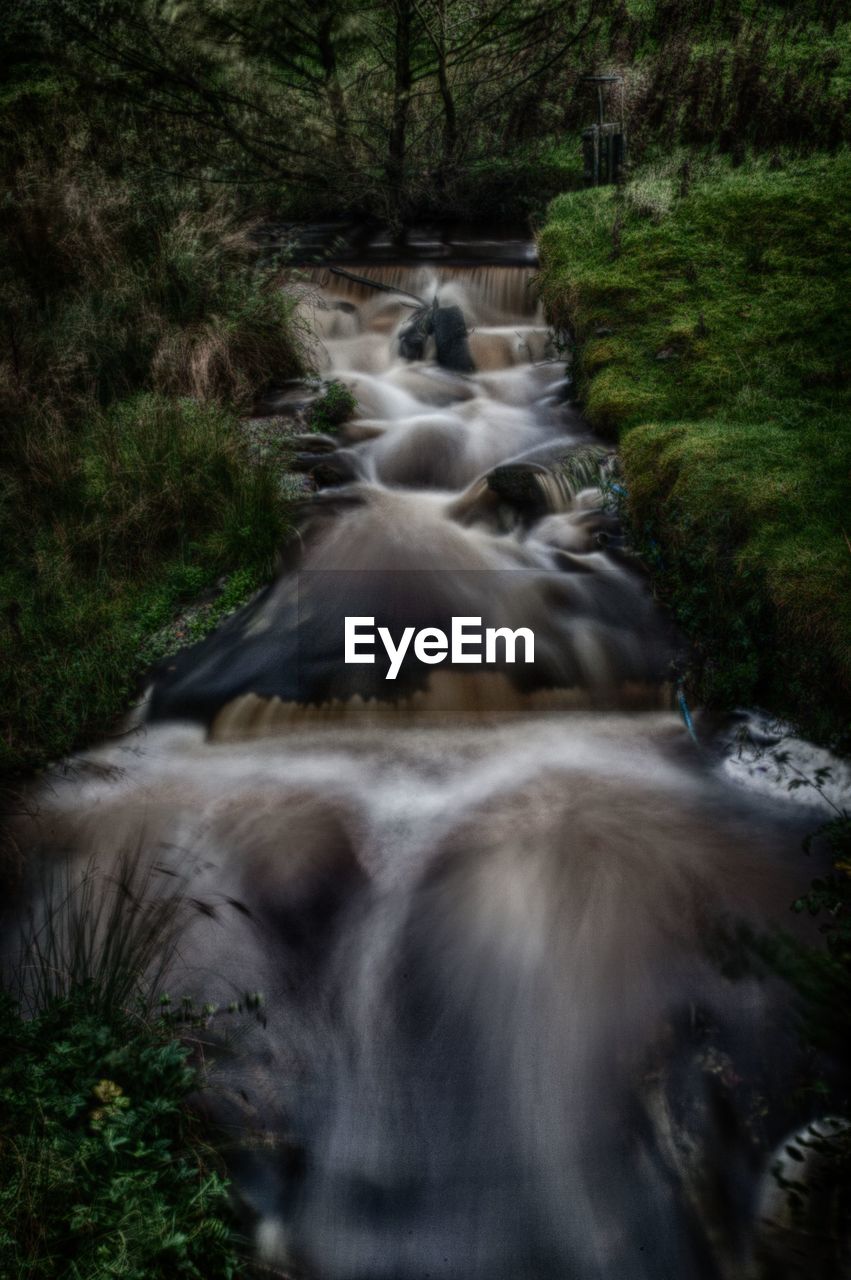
[12,251,849,1278]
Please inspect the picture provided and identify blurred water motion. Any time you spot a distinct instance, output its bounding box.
[13,258,845,1279]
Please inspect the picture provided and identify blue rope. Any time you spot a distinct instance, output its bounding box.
[677,683,700,746]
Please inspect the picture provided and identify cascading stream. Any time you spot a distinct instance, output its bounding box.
[12,256,847,1279]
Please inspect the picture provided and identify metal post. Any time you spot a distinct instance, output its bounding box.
[582,74,626,187]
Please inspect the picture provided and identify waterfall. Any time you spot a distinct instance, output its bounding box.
[299,264,544,321]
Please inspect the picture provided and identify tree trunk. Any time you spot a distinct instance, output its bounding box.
[434,0,457,194]
[386,0,414,229]
[317,16,352,165]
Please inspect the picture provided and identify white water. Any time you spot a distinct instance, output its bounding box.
[14,262,846,1279]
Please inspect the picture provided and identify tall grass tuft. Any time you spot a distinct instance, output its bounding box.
[13,849,188,1017]
[0,159,304,420]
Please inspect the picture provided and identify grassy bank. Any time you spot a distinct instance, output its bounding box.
[0,857,244,1278]
[538,152,851,744]
[0,88,298,1258]
[0,152,305,780]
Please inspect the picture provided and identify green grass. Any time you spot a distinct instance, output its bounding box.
[1,395,295,777]
[538,152,851,743]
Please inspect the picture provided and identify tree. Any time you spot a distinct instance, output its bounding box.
[8,0,607,222]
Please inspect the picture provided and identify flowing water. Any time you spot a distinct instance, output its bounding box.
[12,258,848,1278]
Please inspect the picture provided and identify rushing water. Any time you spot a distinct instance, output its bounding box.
[12,258,848,1278]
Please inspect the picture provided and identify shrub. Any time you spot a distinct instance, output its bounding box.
[0,158,304,421]
[0,995,240,1280]
[78,395,285,567]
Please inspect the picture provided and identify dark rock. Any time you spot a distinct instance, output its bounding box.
[308,453,360,488]
[290,447,359,488]
[447,440,611,528]
[432,305,475,373]
[486,443,611,521]
[399,306,434,361]
[290,433,338,453]
[291,452,325,472]
[487,463,548,513]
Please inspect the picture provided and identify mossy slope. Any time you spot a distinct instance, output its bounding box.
[538,154,851,743]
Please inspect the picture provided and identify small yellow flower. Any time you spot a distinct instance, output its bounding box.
[92,1079,124,1105]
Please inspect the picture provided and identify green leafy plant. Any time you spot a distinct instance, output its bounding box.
[306,379,357,435]
[0,992,241,1280]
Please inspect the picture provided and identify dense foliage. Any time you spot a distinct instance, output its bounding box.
[0,992,239,1280]
[0,92,305,780]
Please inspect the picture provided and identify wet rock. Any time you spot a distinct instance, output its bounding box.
[432,304,476,373]
[485,443,612,521]
[487,462,548,512]
[756,1117,851,1278]
[290,433,338,454]
[254,380,320,417]
[290,451,359,488]
[398,306,433,360]
[398,302,475,373]
[446,440,611,530]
